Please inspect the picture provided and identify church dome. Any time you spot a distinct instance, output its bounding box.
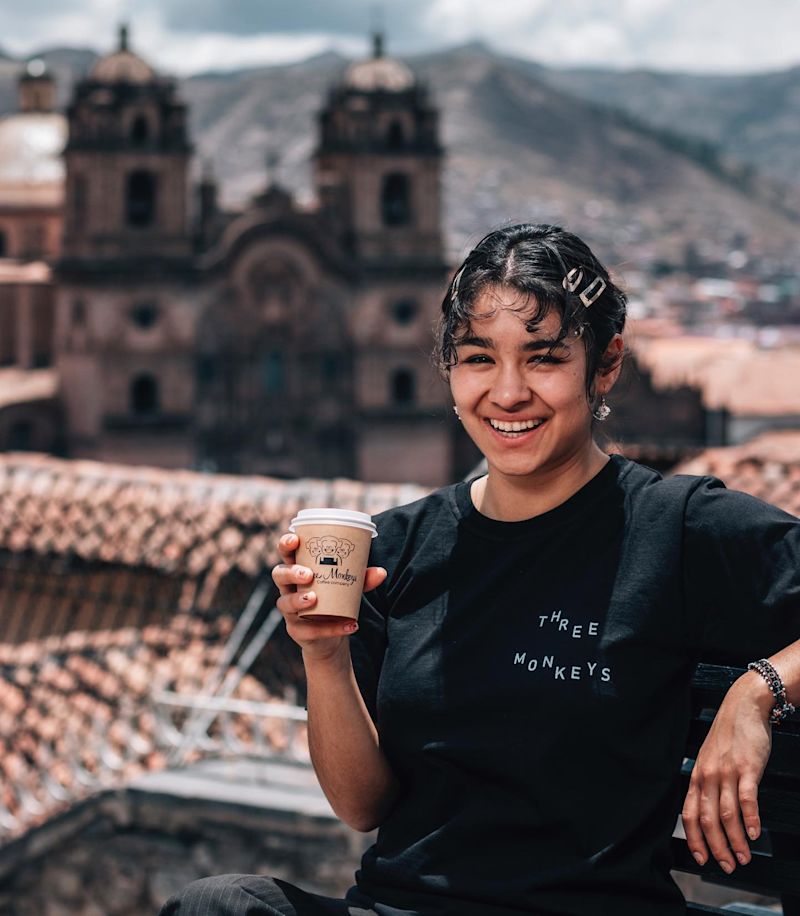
[0,111,66,203]
[343,34,415,93]
[89,25,157,85]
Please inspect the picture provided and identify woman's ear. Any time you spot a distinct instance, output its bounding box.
[595,334,625,394]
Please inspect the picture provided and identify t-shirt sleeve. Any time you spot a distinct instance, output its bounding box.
[350,579,388,724]
[349,513,398,723]
[684,476,800,665]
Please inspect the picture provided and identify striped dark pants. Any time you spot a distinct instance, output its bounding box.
[158,874,380,916]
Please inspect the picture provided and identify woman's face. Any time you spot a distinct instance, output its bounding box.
[449,285,617,481]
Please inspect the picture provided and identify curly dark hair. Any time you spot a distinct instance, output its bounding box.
[435,223,627,394]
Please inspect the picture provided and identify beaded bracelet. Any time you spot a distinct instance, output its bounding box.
[747,658,796,725]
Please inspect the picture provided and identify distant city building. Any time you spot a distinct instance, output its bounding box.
[0,58,65,261]
[626,327,800,447]
[0,59,64,454]
[0,27,458,486]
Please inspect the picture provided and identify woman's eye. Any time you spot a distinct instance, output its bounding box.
[463,354,492,364]
[529,355,562,366]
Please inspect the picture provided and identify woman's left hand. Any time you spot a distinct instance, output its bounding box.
[681,671,773,874]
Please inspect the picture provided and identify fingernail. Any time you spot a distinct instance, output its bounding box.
[693,852,705,866]
[345,622,358,633]
[720,861,733,874]
[747,827,758,840]
[298,567,311,579]
[302,592,315,602]
[736,853,748,865]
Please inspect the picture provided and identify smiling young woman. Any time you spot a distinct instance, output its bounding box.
[450,295,623,520]
[438,225,627,522]
[160,225,800,916]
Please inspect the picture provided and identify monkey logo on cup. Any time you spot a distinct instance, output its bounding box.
[306,535,356,567]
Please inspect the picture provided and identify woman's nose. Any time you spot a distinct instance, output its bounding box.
[489,365,532,409]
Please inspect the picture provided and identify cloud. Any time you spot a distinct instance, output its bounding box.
[145,31,363,76]
[1,0,800,75]
[1,0,127,56]
[422,0,800,72]
[158,0,431,45]
[631,0,800,73]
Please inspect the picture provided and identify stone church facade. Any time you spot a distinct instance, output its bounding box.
[1,28,461,486]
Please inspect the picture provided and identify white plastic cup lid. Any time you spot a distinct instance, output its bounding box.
[289,508,378,538]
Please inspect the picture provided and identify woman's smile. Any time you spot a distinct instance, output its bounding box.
[484,416,547,440]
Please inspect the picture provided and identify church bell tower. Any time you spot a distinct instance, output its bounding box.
[314,35,453,486]
[315,32,443,265]
[62,25,192,263]
[56,26,196,468]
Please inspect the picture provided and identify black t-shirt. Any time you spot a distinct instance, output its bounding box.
[346,455,800,916]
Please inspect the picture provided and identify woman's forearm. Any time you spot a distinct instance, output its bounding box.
[304,645,399,832]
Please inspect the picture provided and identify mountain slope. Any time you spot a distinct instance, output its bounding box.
[410,46,799,260]
[541,64,800,191]
[1,44,798,263]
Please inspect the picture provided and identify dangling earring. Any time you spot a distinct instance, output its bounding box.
[453,405,461,421]
[592,395,611,422]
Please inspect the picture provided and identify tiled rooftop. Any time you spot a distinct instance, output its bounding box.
[630,332,800,418]
[0,453,427,575]
[674,430,800,517]
[0,454,430,845]
[0,453,428,628]
[0,613,305,844]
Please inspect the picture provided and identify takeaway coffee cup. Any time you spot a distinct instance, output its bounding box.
[289,508,378,621]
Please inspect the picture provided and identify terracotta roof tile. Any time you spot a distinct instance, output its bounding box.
[0,454,428,585]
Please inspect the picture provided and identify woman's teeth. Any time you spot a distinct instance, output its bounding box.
[489,419,543,432]
[488,418,544,434]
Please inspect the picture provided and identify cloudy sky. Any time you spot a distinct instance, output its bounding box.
[3,0,800,76]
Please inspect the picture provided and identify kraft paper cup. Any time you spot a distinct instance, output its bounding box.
[289,509,378,621]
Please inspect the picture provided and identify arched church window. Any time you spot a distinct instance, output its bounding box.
[126,170,157,227]
[0,229,7,258]
[131,115,150,145]
[72,299,86,327]
[130,301,159,329]
[386,120,405,149]
[0,290,15,366]
[391,368,416,404]
[9,420,33,451]
[381,173,412,226]
[321,353,340,382]
[32,292,53,367]
[130,374,159,415]
[390,299,418,325]
[196,355,215,384]
[72,174,87,229]
[262,351,285,394]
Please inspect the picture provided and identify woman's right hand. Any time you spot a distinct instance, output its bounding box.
[272,532,387,663]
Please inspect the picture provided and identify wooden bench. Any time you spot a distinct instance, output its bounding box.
[675,664,800,915]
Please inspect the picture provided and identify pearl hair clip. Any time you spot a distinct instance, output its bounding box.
[562,267,607,307]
